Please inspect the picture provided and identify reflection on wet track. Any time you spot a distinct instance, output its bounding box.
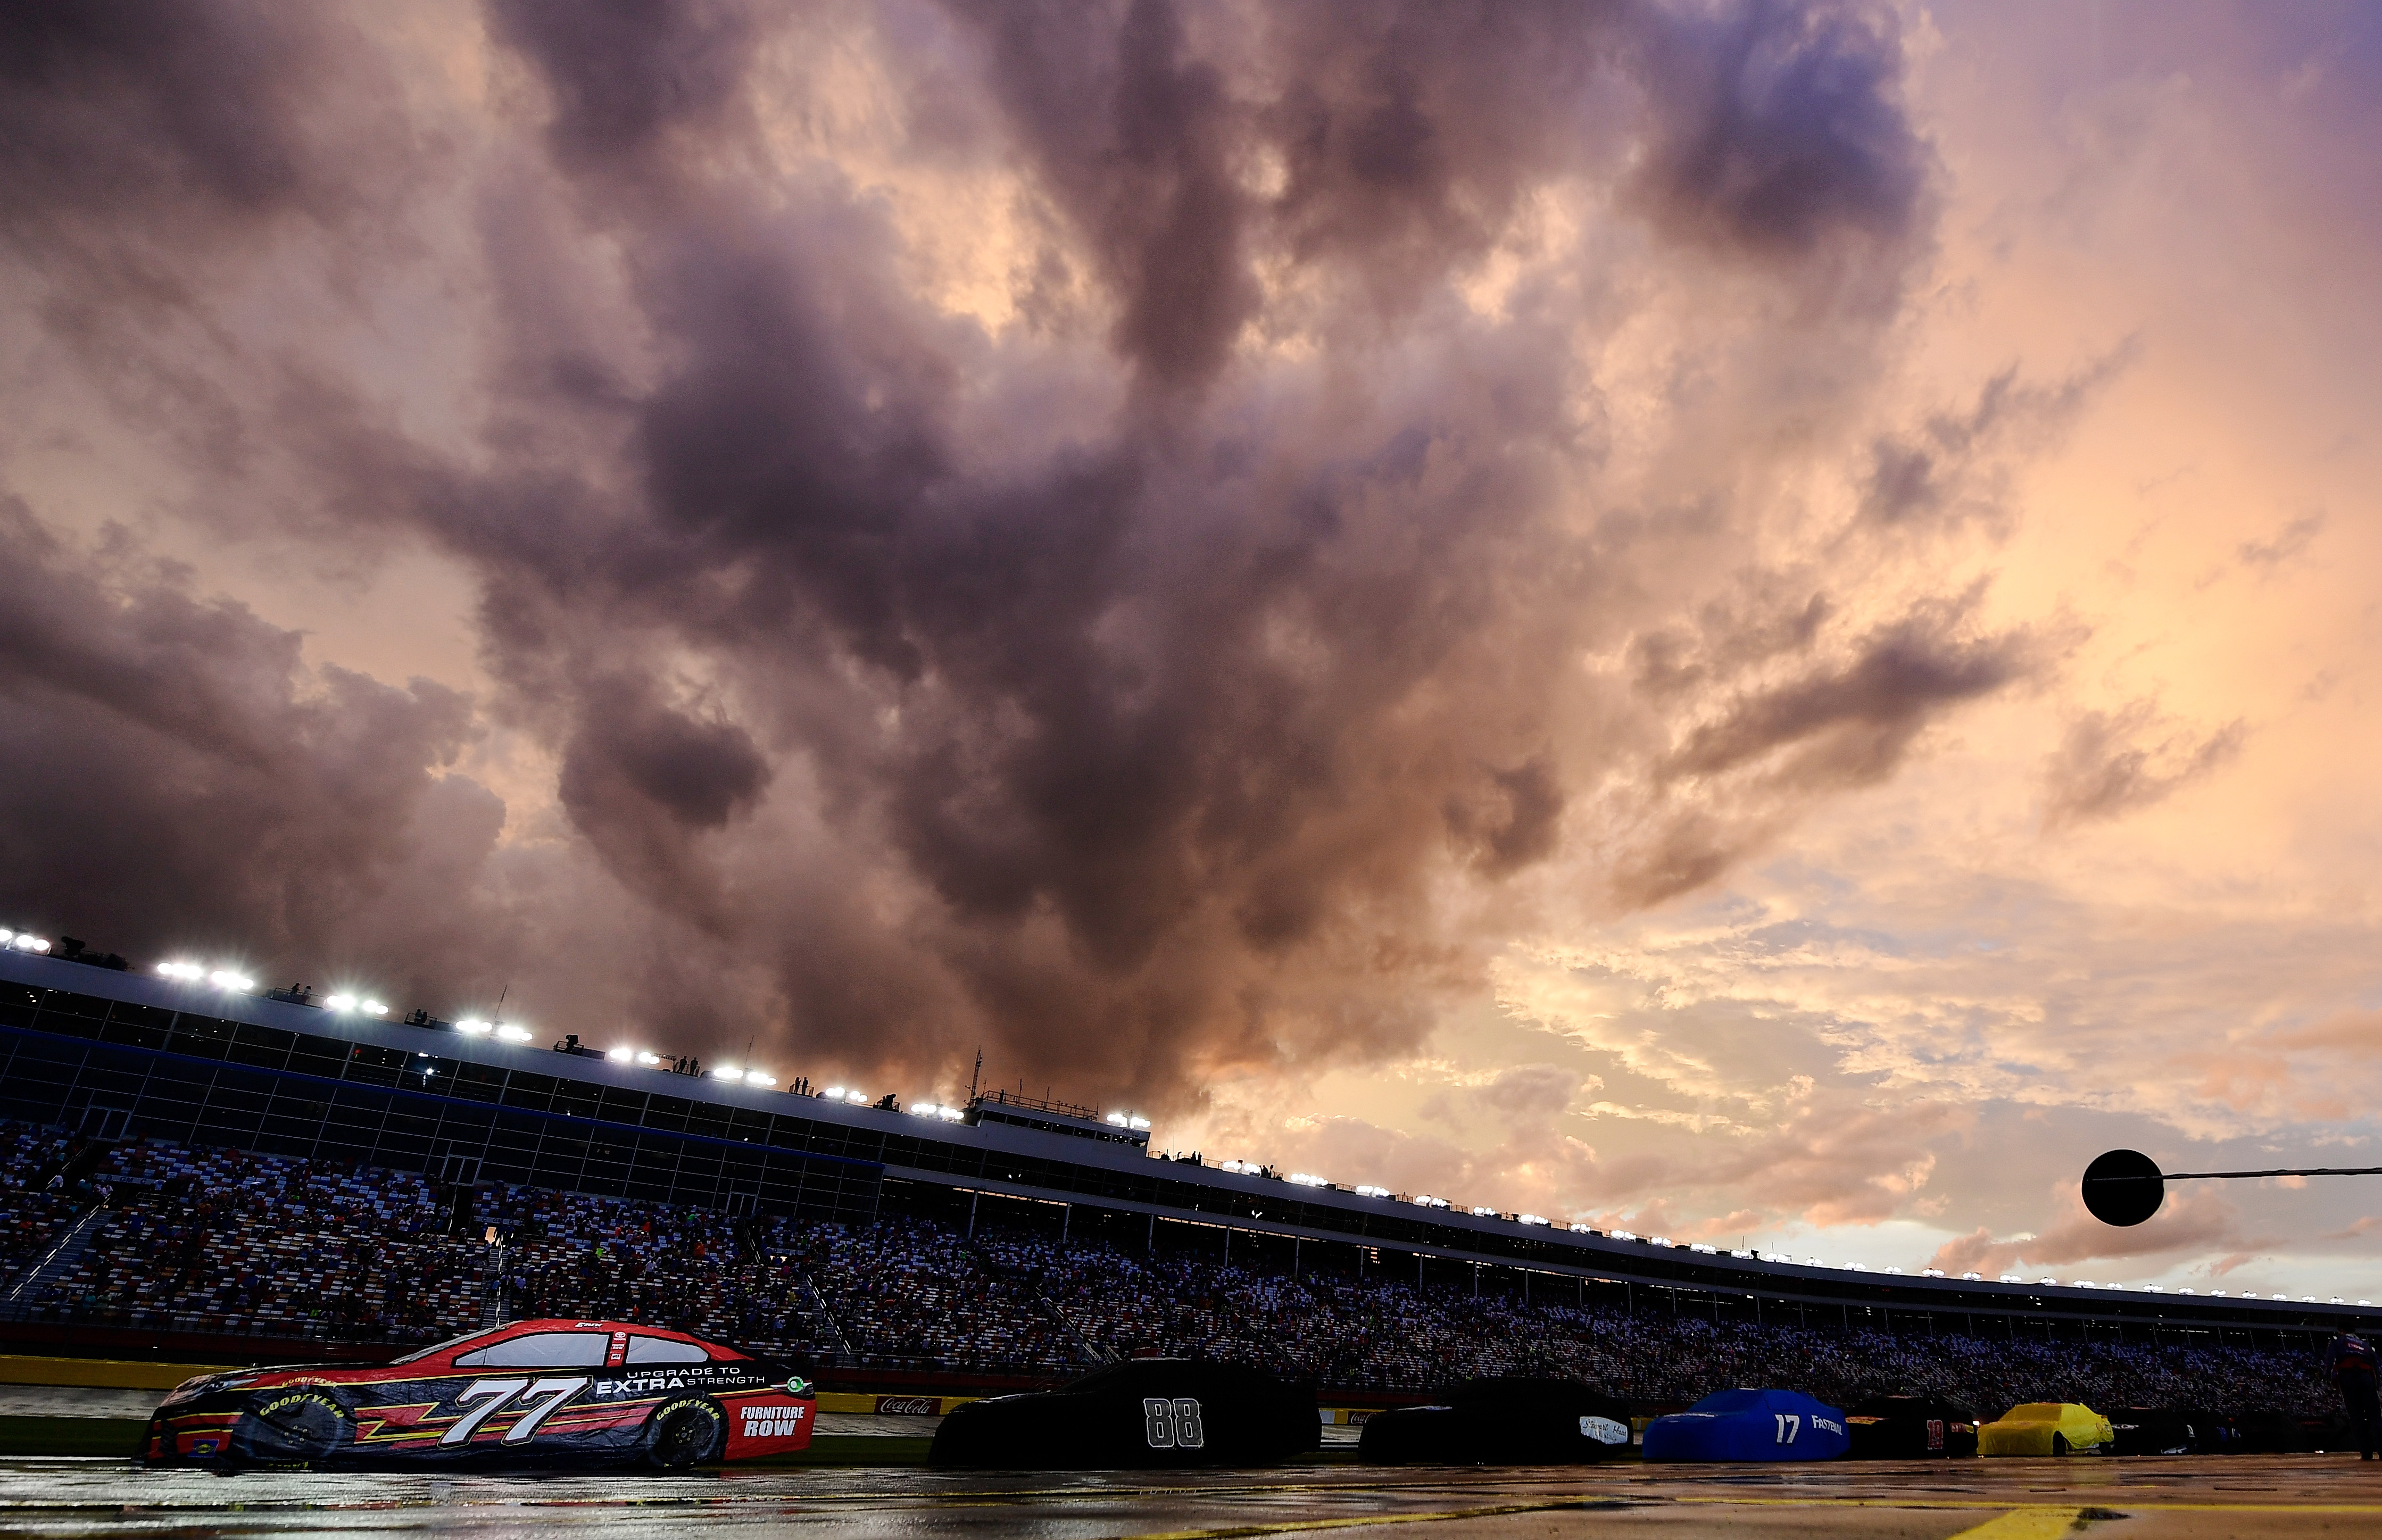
[1,1454,2379,1537]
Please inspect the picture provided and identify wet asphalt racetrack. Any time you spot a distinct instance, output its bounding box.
[1,1454,2379,1539]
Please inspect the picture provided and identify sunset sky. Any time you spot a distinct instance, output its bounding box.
[4,1,2379,1297]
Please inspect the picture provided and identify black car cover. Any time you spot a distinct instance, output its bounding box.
[928,1359,1318,1469]
[1843,1394,1980,1459]
[2106,1406,2206,1456]
[1359,1376,1633,1464]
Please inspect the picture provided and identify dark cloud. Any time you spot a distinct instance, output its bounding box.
[1661,602,2032,789]
[2040,702,2244,830]
[486,0,760,168]
[956,0,1255,387]
[0,0,327,224]
[1856,350,2138,531]
[2236,510,2326,571]
[0,0,2023,1111]
[0,497,485,993]
[1626,0,1930,270]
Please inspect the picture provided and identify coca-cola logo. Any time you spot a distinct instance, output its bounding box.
[875,1396,939,1415]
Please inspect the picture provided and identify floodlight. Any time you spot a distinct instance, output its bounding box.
[636,1051,660,1065]
[1354,1184,1390,1198]
[1128,1116,1150,1130]
[1518,1214,1549,1226]
[607,1047,633,1063]
[823,1086,844,1098]
[1105,1112,1128,1127]
[327,994,358,1011]
[458,1019,493,1035]
[937,1105,963,1121]
[496,1024,530,1043]
[711,1065,742,1080]
[844,1089,867,1104]
[363,1000,387,1015]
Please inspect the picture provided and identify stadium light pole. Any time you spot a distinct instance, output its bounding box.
[2082,1148,2382,1227]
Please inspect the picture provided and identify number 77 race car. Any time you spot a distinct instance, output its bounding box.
[142,1319,816,1470]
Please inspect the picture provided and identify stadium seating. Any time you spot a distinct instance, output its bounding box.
[0,1127,2339,1418]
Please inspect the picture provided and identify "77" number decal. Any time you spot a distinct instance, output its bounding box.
[438,1377,591,1446]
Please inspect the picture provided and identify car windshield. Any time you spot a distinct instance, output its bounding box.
[2003,1404,2063,1422]
[389,1328,496,1366]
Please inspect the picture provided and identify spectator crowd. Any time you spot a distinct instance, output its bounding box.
[0,1123,2340,1417]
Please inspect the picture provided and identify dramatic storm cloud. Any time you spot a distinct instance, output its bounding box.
[4,0,2379,1297]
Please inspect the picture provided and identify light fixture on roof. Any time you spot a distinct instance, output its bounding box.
[156,961,204,981]
[1962,1271,1983,1281]
[495,1024,530,1044]
[327,994,358,1011]
[1470,1205,1496,1217]
[457,1019,493,1035]
[1354,1184,1390,1198]
[1573,1223,1599,1234]
[636,1051,660,1066]
[711,1065,742,1081]
[908,1101,943,1118]
[208,969,254,990]
[937,1105,962,1121]
[743,1071,775,1087]
[5,931,50,953]
[1105,1112,1128,1127]
[1287,1172,1326,1187]
[1650,1235,1673,1247]
[1611,1229,1638,1242]
[363,1000,387,1015]
[1129,1116,1149,1130]
[606,1047,634,1064]
[1221,1159,1258,1175]
[823,1086,844,1098]
[1517,1214,1549,1227]
[843,1089,867,1105]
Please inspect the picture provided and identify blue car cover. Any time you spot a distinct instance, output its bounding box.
[1641,1389,1849,1462]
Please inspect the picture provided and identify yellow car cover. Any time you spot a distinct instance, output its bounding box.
[1978,1402,2113,1456]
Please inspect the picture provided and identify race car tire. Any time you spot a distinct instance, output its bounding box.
[642,1396,726,1470]
[230,1389,352,1466]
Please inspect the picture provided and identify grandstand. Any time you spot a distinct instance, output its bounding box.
[0,945,2367,1419]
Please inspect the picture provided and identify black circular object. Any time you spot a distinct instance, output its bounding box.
[643,1397,726,1469]
[2082,1148,2165,1227]
[230,1389,350,1464]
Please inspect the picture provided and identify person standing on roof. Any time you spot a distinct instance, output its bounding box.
[2327,1333,2380,1460]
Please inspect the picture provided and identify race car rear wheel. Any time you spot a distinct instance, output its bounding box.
[642,1396,726,1470]
[231,1389,352,1466]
